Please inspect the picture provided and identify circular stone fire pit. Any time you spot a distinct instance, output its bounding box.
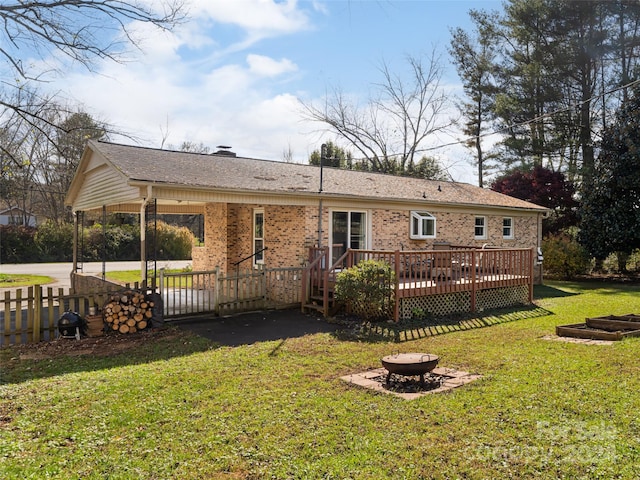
[381,353,439,385]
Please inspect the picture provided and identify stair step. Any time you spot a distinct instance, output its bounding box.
[309,294,333,302]
[303,303,326,313]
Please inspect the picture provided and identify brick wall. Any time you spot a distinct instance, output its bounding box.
[195,202,542,272]
[266,205,309,267]
[193,203,229,272]
[372,209,539,250]
[71,272,124,294]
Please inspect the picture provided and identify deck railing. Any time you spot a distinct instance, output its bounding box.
[304,246,534,321]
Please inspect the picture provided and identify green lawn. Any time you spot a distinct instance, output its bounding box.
[1,280,639,479]
[0,273,54,288]
[106,269,192,288]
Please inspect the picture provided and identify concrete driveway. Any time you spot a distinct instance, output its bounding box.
[0,260,192,291]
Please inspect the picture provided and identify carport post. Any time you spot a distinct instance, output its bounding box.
[72,211,78,273]
[140,199,148,280]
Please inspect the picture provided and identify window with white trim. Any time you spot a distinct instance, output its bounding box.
[474,216,486,239]
[253,209,264,266]
[410,211,436,239]
[503,217,513,239]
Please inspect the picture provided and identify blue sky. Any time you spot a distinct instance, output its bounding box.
[44,0,503,184]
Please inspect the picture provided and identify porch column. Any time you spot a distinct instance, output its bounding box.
[72,211,78,273]
[140,185,154,278]
[140,200,148,277]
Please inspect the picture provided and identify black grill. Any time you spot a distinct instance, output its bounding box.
[58,312,86,339]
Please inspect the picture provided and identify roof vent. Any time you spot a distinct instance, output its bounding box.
[213,145,236,157]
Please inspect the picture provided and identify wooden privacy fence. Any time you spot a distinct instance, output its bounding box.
[1,266,304,346]
[1,286,118,346]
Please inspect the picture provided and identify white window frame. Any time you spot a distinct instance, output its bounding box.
[329,209,370,264]
[410,211,436,239]
[253,209,265,266]
[503,217,514,239]
[474,216,487,240]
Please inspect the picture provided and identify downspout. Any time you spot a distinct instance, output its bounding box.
[317,199,323,247]
[537,211,544,285]
[317,144,325,247]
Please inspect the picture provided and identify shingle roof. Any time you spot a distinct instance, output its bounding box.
[90,140,547,212]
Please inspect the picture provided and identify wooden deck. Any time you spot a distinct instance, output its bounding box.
[302,246,535,321]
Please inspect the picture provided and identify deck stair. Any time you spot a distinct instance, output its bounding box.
[302,247,345,317]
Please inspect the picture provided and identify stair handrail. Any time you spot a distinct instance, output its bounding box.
[321,248,352,316]
[301,246,328,310]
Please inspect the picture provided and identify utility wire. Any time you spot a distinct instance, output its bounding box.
[350,77,640,159]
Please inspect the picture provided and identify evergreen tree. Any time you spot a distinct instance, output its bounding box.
[578,84,640,263]
[449,9,501,187]
[453,0,640,184]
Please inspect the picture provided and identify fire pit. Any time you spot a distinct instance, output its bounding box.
[381,352,439,385]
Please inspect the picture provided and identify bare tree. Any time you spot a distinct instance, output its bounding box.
[175,141,211,154]
[0,99,108,223]
[300,50,453,174]
[282,143,294,163]
[0,1,186,167]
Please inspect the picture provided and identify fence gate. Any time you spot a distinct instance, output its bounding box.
[159,266,303,319]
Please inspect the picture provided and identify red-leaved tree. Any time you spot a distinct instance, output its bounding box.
[491,166,578,235]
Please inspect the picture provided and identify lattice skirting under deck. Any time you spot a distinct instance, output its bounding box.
[400,285,530,319]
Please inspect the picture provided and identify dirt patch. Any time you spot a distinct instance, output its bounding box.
[9,328,185,361]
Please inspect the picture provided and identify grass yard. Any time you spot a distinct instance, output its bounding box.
[1,280,640,479]
[105,269,192,288]
[0,273,54,288]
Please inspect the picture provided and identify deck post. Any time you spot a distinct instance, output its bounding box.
[394,250,400,322]
[529,248,535,303]
[470,250,477,312]
[323,262,330,317]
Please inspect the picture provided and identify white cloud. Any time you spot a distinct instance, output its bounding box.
[186,0,314,53]
[190,0,312,34]
[40,0,316,161]
[247,54,297,77]
[28,0,480,182]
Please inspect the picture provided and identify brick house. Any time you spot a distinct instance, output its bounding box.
[66,140,547,271]
[66,141,547,319]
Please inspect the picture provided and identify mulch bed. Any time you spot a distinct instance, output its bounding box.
[7,327,184,360]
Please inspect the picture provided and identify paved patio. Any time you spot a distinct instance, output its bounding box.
[341,367,482,400]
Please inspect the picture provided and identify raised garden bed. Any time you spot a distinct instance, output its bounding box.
[556,313,640,341]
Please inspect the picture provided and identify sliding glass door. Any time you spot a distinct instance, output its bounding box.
[331,211,367,264]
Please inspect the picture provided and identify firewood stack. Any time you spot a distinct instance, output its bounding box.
[103,290,155,334]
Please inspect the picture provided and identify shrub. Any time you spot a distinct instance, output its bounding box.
[0,225,38,263]
[335,259,395,321]
[2,219,194,263]
[151,221,194,260]
[626,249,640,273]
[542,233,591,279]
[34,221,74,261]
[83,223,140,261]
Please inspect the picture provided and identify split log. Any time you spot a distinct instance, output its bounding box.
[103,289,155,334]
